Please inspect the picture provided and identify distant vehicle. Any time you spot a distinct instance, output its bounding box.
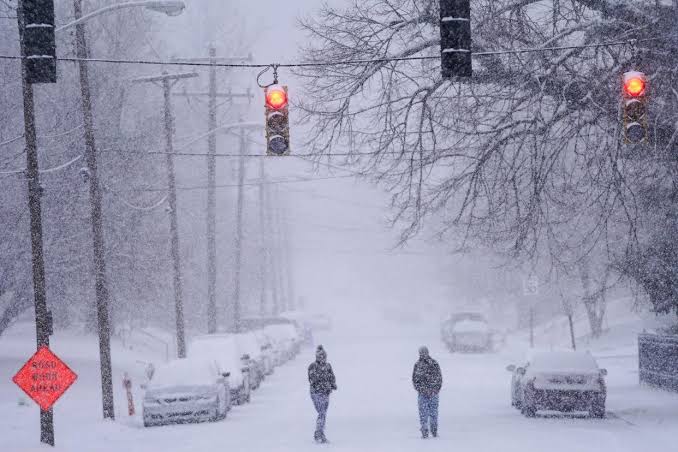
[264,323,301,364]
[279,311,314,345]
[506,350,607,418]
[441,312,493,352]
[189,335,252,405]
[142,357,230,427]
[306,313,332,331]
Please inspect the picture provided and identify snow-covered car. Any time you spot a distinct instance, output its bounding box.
[442,312,493,352]
[253,329,275,376]
[279,311,314,345]
[264,323,300,364]
[233,332,266,390]
[189,335,252,405]
[306,313,332,331]
[506,350,607,418]
[142,357,230,427]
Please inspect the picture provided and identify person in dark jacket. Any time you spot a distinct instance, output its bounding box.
[308,345,337,443]
[412,346,442,438]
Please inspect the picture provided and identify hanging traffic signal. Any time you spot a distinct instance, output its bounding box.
[20,0,57,83]
[439,0,472,78]
[264,85,290,156]
[622,71,648,144]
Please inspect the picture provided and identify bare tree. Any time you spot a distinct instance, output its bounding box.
[296,0,677,303]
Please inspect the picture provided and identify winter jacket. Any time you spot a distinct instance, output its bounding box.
[412,357,442,396]
[308,361,337,395]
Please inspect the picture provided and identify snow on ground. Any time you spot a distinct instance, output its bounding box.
[2,307,677,452]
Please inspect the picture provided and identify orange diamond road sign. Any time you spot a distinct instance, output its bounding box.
[12,346,77,411]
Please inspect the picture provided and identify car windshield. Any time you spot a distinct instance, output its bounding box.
[149,359,218,389]
[529,352,599,372]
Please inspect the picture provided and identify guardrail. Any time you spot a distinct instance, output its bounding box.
[638,333,678,392]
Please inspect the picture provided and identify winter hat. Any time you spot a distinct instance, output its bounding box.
[418,346,429,358]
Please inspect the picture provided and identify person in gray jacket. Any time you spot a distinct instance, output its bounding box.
[412,346,442,438]
[308,345,337,443]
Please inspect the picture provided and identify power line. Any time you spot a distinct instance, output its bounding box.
[0,37,659,70]
[0,154,83,176]
[137,174,357,192]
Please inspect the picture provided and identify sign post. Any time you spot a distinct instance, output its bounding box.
[523,274,539,347]
[12,346,78,446]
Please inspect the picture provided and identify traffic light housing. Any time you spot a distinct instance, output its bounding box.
[439,0,472,78]
[264,85,290,156]
[622,71,648,144]
[20,0,57,84]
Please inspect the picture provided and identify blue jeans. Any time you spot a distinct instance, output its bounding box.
[311,392,330,435]
[418,393,439,433]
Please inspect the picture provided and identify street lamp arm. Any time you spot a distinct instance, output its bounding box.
[55,1,184,33]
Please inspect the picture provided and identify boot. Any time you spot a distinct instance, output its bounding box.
[314,431,321,443]
[421,428,429,439]
[431,427,438,438]
[319,432,329,443]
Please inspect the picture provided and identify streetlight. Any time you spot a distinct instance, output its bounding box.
[55,1,185,32]
[65,0,185,421]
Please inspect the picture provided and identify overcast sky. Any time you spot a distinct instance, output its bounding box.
[145,0,457,329]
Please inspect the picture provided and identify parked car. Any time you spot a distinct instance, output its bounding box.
[189,335,252,405]
[264,323,301,364]
[442,312,493,352]
[306,313,332,331]
[253,329,275,376]
[279,311,314,345]
[506,350,607,418]
[142,357,230,427]
[234,332,266,390]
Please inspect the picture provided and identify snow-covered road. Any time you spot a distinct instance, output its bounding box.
[3,325,677,452]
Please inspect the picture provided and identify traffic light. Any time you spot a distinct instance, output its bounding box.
[20,0,57,83]
[264,85,290,156]
[439,0,472,78]
[622,71,648,144]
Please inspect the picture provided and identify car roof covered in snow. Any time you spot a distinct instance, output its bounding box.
[148,357,220,389]
[188,335,246,386]
[452,319,490,333]
[233,332,262,359]
[528,350,599,372]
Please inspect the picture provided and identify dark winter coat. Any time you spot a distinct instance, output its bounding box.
[412,357,442,396]
[308,361,337,396]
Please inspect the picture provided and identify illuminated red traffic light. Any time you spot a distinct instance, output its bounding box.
[266,86,288,110]
[624,77,645,97]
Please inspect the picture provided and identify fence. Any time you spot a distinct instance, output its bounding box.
[638,333,678,392]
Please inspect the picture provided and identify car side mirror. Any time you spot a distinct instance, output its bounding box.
[506,364,516,372]
[241,354,250,361]
[600,368,608,376]
[222,372,230,378]
[516,367,526,376]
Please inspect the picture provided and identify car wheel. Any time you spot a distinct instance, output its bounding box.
[521,403,536,417]
[590,395,605,418]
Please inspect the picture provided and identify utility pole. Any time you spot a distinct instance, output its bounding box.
[232,128,247,332]
[529,307,535,348]
[281,195,295,312]
[258,158,268,317]
[73,0,115,420]
[132,71,198,358]
[266,179,279,316]
[17,0,54,444]
[272,187,287,313]
[173,47,251,333]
